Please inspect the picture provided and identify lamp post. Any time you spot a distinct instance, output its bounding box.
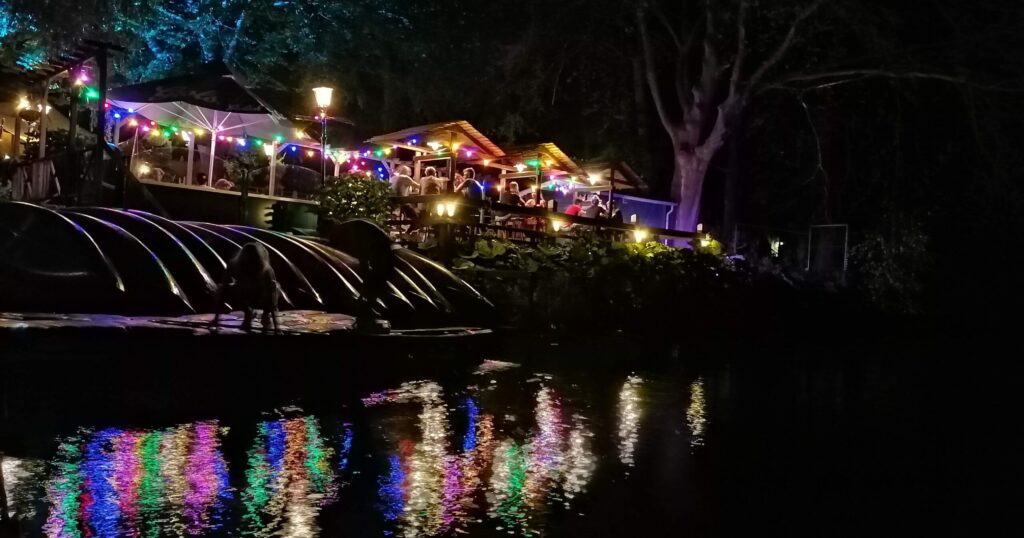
[313,86,334,187]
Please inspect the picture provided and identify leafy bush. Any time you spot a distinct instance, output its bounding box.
[850,224,928,315]
[315,173,393,226]
[450,235,745,330]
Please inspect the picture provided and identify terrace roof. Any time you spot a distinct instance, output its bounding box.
[366,120,505,158]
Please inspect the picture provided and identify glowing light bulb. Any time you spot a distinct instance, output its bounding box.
[142,126,150,132]
[306,150,315,157]
[445,201,457,217]
[515,163,527,173]
[193,128,205,135]
[128,119,138,127]
[552,220,564,232]
[483,159,491,166]
[436,202,446,216]
[138,163,151,175]
[226,136,234,142]
[452,142,462,150]
[113,112,122,119]
[588,173,601,185]
[633,229,649,243]
[16,97,29,110]
[427,141,441,150]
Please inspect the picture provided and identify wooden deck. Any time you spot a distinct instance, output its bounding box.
[0,310,490,338]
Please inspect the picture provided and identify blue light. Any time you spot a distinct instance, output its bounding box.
[128,108,135,113]
[113,112,122,119]
[290,145,297,152]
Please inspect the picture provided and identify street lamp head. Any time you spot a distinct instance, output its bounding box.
[313,86,334,109]
[263,143,275,157]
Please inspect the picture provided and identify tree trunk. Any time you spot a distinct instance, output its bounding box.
[671,151,712,232]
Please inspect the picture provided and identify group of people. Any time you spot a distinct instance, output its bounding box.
[564,193,620,221]
[388,164,621,228]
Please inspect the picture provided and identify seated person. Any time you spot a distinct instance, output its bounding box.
[564,196,584,216]
[390,164,419,197]
[421,166,441,195]
[580,195,605,218]
[390,165,420,223]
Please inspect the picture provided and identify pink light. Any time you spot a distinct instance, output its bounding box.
[142,126,151,132]
[217,135,225,141]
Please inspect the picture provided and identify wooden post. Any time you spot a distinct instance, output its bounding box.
[448,131,457,193]
[536,153,543,205]
[185,133,195,185]
[68,87,80,203]
[12,116,21,159]
[94,46,108,201]
[268,142,277,195]
[608,166,615,218]
[207,114,217,187]
[38,82,49,159]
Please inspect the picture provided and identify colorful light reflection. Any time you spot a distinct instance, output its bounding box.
[42,422,231,538]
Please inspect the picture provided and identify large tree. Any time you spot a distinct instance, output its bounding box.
[636,0,831,232]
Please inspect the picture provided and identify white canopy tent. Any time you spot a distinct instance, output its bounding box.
[108,64,319,190]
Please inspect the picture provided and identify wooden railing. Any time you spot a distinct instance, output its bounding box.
[389,194,695,243]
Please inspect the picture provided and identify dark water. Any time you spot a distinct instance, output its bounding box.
[0,338,1008,537]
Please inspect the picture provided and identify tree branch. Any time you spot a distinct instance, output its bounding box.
[747,0,826,90]
[652,3,683,51]
[763,69,1024,93]
[729,0,748,97]
[690,6,719,144]
[675,18,704,110]
[796,92,829,190]
[636,6,680,142]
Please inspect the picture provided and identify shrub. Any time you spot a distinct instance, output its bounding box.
[315,173,393,226]
[850,224,928,315]
[450,235,744,330]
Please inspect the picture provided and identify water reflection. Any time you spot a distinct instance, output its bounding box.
[365,380,595,537]
[240,415,338,537]
[487,386,595,536]
[617,376,644,470]
[687,377,707,448]
[42,422,231,537]
[3,369,658,537]
[2,454,45,523]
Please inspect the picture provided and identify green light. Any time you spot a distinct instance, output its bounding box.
[273,134,284,143]
[254,139,263,145]
[162,130,170,137]
[84,87,99,99]
[373,150,383,157]
[526,159,540,167]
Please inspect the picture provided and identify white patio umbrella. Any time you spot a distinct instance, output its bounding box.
[108,64,314,187]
